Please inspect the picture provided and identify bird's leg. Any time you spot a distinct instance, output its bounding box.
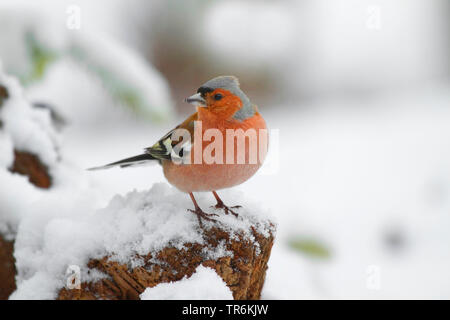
[188,192,218,227]
[211,191,240,217]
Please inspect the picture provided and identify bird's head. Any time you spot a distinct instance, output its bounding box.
[185,76,255,120]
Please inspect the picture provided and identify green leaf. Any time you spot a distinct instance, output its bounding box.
[288,237,331,259]
[23,31,57,84]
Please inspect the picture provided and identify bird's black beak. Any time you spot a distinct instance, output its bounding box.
[185,93,206,106]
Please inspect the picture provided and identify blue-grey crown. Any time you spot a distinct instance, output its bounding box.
[200,76,255,120]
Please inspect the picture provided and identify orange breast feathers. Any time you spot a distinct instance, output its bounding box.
[195,106,268,165]
[161,107,268,193]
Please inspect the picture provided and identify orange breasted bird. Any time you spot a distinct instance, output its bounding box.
[90,76,268,226]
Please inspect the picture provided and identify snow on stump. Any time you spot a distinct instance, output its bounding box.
[1,68,59,299]
[0,149,51,299]
[57,184,276,300]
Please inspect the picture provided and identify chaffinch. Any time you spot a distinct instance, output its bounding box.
[91,76,268,226]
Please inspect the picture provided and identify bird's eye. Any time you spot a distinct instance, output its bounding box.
[214,93,223,101]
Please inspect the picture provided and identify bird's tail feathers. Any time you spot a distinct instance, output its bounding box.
[88,153,157,171]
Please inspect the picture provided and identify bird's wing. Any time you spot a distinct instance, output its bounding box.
[145,112,197,160]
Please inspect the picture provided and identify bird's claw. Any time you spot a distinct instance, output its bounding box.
[212,203,240,217]
[188,208,218,227]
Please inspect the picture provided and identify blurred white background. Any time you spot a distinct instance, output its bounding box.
[0,0,449,299]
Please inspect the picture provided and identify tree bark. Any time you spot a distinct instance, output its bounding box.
[9,150,52,189]
[0,236,16,300]
[58,223,275,300]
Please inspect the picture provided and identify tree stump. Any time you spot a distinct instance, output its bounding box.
[58,221,275,300]
[9,150,52,189]
[0,149,52,299]
[0,236,16,300]
[0,76,56,299]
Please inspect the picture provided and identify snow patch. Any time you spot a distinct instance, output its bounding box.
[0,71,59,167]
[140,265,233,300]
